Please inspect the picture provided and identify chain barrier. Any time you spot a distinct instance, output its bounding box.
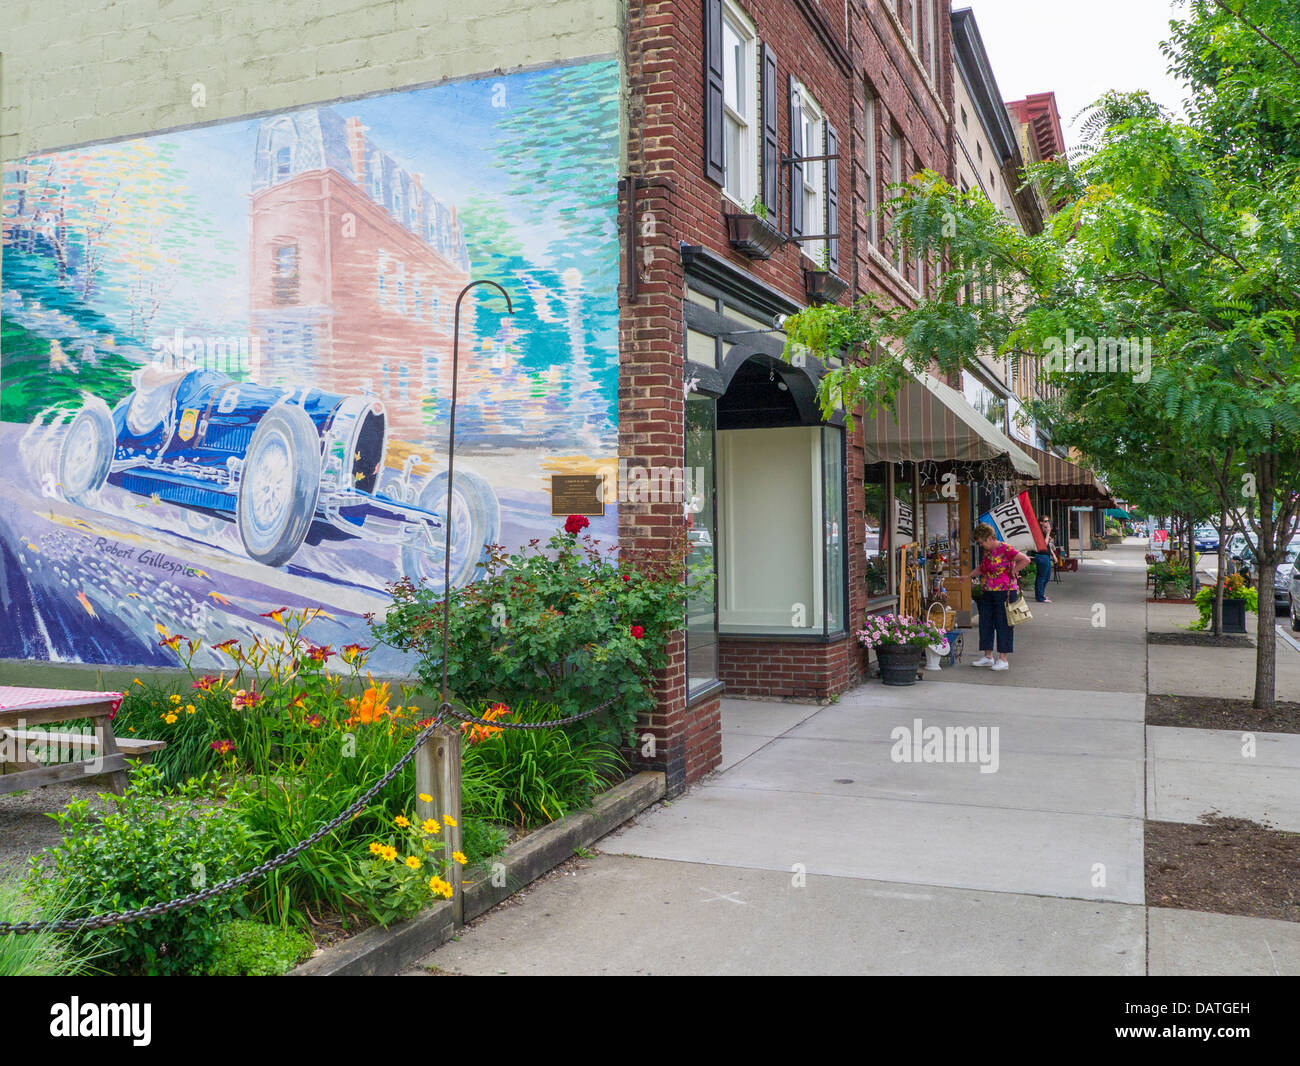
[0,693,613,937]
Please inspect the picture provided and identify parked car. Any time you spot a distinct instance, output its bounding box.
[1290,562,1300,631]
[1275,539,1300,616]
[1193,526,1220,552]
[58,366,500,587]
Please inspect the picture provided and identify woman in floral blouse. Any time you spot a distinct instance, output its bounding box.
[972,522,1030,671]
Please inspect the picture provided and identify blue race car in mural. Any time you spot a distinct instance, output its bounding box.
[56,366,499,588]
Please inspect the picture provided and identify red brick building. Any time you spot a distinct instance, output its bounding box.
[622,0,955,793]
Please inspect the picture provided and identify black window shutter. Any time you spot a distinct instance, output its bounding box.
[825,121,839,274]
[788,75,804,237]
[704,0,725,186]
[761,43,779,215]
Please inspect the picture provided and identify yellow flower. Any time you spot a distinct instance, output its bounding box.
[451,851,468,866]
[132,678,143,686]
[404,856,421,870]
[379,845,398,862]
[394,815,410,828]
[427,876,454,899]
[163,713,178,724]
[442,815,457,828]
[368,842,384,856]
[421,818,440,835]
[185,704,196,715]
[169,694,182,704]
[418,793,432,803]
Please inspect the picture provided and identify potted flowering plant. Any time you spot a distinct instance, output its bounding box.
[1191,572,1257,634]
[856,613,946,686]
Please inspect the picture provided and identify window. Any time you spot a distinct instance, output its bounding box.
[890,130,904,272]
[721,4,757,205]
[961,107,967,128]
[369,154,383,203]
[274,146,291,181]
[926,0,937,79]
[864,91,878,247]
[976,141,983,162]
[792,81,826,263]
[392,182,404,224]
[271,241,299,306]
[686,394,719,697]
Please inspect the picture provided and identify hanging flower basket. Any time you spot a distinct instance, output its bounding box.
[803,268,848,306]
[725,212,784,260]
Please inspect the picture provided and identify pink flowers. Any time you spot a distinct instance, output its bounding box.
[230,688,261,711]
[340,643,369,666]
[564,514,590,535]
[192,675,219,691]
[210,739,235,756]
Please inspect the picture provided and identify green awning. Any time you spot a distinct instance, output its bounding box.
[1105,508,1135,520]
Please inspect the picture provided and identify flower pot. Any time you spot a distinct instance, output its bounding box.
[1214,597,1248,634]
[875,643,924,686]
[725,212,783,260]
[804,268,849,305]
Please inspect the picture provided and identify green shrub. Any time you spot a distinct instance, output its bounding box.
[373,524,686,746]
[461,816,510,867]
[205,919,314,976]
[1189,579,1258,631]
[28,766,257,975]
[0,874,103,976]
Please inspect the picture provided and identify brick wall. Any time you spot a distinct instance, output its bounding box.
[719,635,863,698]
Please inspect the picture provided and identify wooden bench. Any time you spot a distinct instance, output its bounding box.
[2,729,165,762]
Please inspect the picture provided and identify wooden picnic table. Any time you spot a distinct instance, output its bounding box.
[0,686,131,796]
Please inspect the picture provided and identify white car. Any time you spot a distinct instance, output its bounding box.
[1291,561,1300,630]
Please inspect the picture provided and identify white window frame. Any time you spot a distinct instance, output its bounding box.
[792,79,826,264]
[890,130,904,272]
[926,0,936,81]
[864,91,878,248]
[721,3,758,209]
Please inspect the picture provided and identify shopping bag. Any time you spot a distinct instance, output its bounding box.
[1006,590,1033,626]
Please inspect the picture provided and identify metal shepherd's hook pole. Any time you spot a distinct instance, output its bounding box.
[443,280,513,706]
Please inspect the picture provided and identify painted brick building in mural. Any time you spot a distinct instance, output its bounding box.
[249,107,471,442]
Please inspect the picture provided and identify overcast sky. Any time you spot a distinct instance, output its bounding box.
[958,0,1191,150]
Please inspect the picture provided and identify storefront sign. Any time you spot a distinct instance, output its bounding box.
[979,491,1047,553]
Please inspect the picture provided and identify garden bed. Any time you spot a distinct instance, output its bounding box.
[1146,815,1300,922]
[1148,597,1196,605]
[1146,693,1300,735]
[290,771,663,975]
[1147,632,1253,648]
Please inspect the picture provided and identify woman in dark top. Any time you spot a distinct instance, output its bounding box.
[1035,517,1056,603]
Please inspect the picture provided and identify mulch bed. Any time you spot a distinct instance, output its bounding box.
[1148,632,1253,648]
[1147,693,1300,735]
[1148,597,1196,605]
[1146,816,1300,923]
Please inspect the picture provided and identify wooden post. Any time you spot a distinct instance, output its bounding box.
[416,724,462,925]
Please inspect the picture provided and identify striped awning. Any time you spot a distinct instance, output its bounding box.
[863,371,1041,478]
[1019,443,1115,505]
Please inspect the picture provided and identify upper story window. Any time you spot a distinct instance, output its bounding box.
[792,81,826,264]
[890,129,904,273]
[274,146,292,181]
[721,3,757,206]
[369,154,384,203]
[925,0,937,80]
[864,91,878,248]
[392,182,404,225]
[409,197,420,231]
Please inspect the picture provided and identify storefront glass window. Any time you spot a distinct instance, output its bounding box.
[685,394,719,696]
[823,427,845,634]
[863,467,889,597]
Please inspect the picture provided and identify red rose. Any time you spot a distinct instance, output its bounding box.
[621,574,631,582]
[630,625,645,639]
[564,514,590,535]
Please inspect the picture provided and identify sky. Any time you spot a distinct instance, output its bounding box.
[958,0,1191,150]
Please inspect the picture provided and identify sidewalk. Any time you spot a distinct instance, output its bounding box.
[414,542,1300,975]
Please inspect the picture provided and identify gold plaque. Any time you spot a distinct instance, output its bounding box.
[550,474,606,517]
[178,408,199,442]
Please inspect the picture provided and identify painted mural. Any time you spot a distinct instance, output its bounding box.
[0,60,620,671]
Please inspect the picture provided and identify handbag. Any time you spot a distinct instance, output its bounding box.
[1006,589,1033,626]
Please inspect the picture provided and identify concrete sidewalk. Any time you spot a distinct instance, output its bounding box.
[414,542,1300,976]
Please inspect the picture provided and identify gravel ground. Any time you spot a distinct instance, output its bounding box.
[0,780,112,879]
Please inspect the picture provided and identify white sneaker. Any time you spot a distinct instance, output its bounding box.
[991,660,1010,671]
[971,656,995,667]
